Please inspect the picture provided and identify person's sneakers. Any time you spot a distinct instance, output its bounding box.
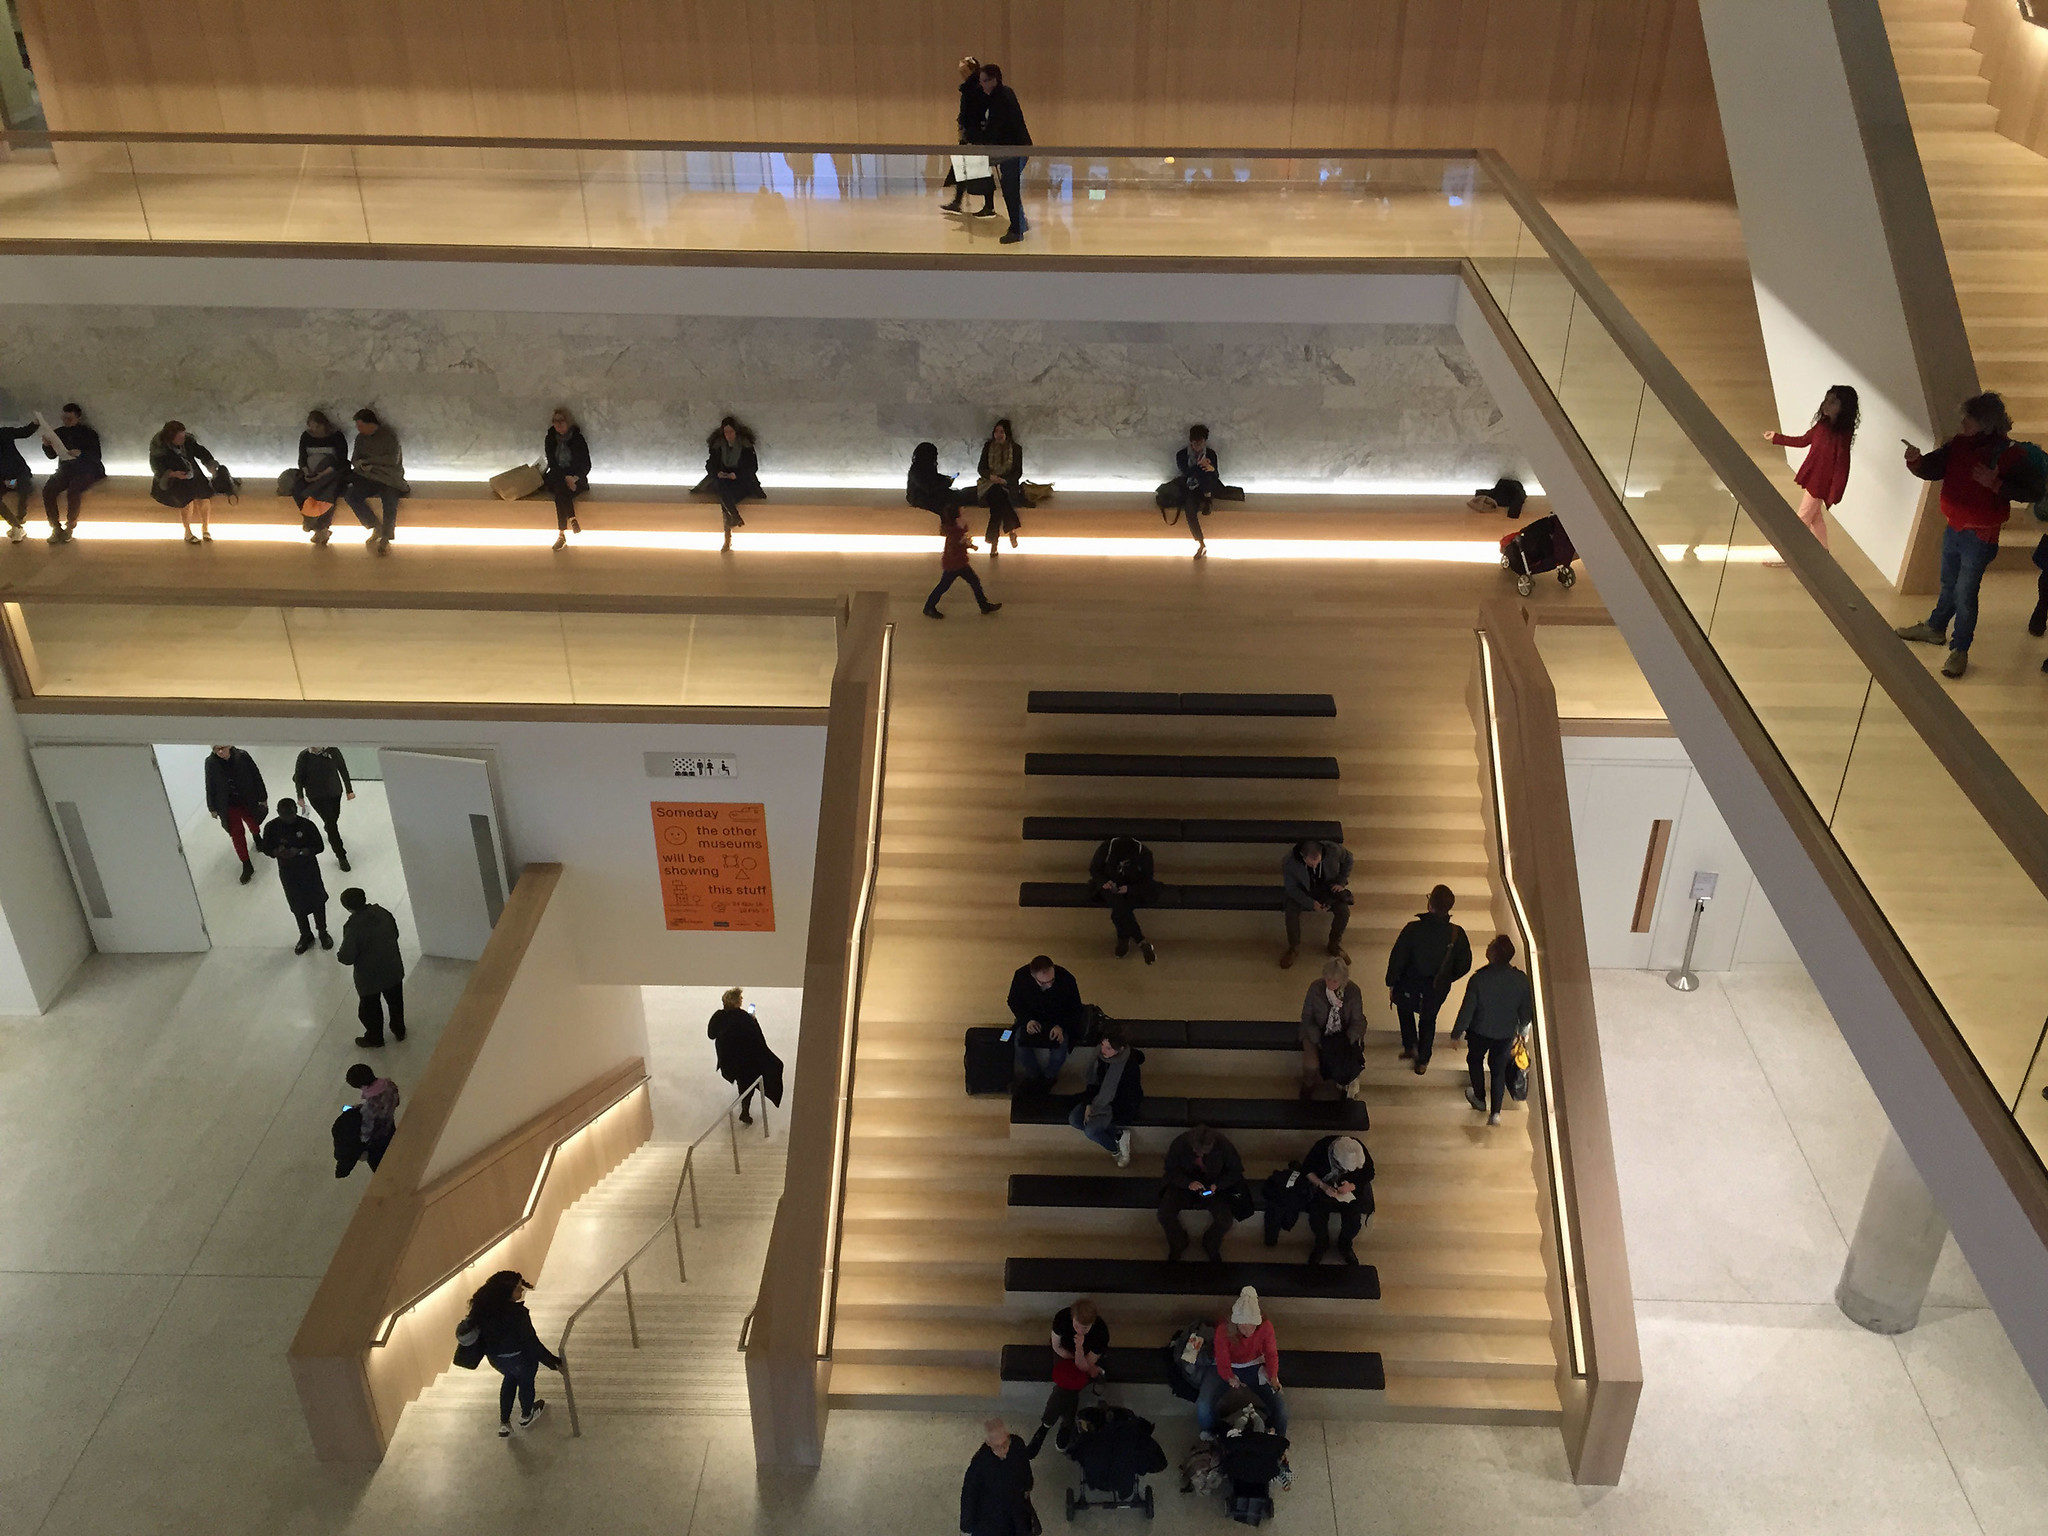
[1054,1420,1072,1451]
[365,532,380,548]
[569,518,582,534]
[978,601,1002,614]
[1487,1111,1502,1126]
[519,1400,547,1429]
[390,1022,406,1042]
[1942,648,1968,679]
[922,605,943,619]
[374,534,391,555]
[5,524,24,543]
[1465,1086,1485,1112]
[1115,935,1130,959]
[1114,1130,1133,1168]
[1338,1243,1361,1266]
[48,526,71,544]
[972,201,997,218]
[498,1421,512,1439]
[355,1034,384,1048]
[311,527,331,546]
[337,853,351,873]
[319,931,334,950]
[239,860,254,885]
[552,531,567,551]
[294,935,315,956]
[1895,621,1946,644]
[999,229,1025,244]
[1139,941,1156,965]
[1279,946,1299,969]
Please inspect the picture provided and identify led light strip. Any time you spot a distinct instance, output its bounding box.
[39,522,1509,562]
[1477,628,1588,1378]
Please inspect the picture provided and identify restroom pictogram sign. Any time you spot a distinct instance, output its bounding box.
[652,802,775,932]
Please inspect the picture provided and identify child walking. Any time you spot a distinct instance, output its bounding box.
[1763,384,1858,562]
[923,506,1003,619]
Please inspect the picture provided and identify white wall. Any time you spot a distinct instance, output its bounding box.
[425,889,651,1181]
[1563,732,1796,974]
[152,743,212,835]
[0,687,91,1013]
[24,712,830,988]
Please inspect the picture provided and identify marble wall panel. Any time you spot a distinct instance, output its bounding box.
[0,308,1525,487]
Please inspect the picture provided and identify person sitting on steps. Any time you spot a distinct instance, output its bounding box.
[1301,1133,1372,1265]
[705,416,764,553]
[975,417,1027,556]
[1159,1123,1246,1262]
[1156,425,1232,558]
[1197,1287,1288,1438]
[1067,1026,1142,1167]
[1280,838,1353,968]
[1090,834,1160,963]
[1007,953,1084,1087]
[1297,958,1366,1100]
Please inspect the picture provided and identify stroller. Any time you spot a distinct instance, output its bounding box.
[1215,1398,1290,1527]
[1063,1401,1168,1519]
[1500,513,1578,596]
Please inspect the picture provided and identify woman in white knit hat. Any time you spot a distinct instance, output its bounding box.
[1197,1285,1287,1437]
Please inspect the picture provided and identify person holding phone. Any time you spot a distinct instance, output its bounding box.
[1895,392,2038,680]
[706,986,784,1124]
[1159,1124,1246,1262]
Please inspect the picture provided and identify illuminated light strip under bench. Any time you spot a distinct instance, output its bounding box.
[1018,882,1284,910]
[1024,754,1340,779]
[1010,1092,1369,1135]
[1003,1256,1380,1302]
[1022,817,1343,843]
[1000,1343,1385,1392]
[1028,691,1338,717]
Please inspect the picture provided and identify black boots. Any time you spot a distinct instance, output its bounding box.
[239,859,254,885]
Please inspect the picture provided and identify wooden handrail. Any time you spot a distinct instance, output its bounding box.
[745,591,891,1467]
[1470,603,1641,1484]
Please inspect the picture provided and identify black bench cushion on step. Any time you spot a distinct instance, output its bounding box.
[1104,1020,1299,1051]
[1180,693,1338,718]
[1009,1173,1268,1211]
[1026,691,1338,718]
[1004,1256,1380,1302]
[1024,754,1340,780]
[1000,1344,1385,1393]
[1018,883,1281,911]
[1021,817,1343,843]
[1011,1093,1366,1134]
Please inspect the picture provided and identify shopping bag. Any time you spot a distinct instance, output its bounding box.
[490,463,545,501]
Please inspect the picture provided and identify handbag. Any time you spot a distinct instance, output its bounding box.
[452,1319,484,1371]
[490,463,545,501]
[950,152,991,183]
[1507,1033,1532,1103]
[275,469,298,498]
[208,463,241,501]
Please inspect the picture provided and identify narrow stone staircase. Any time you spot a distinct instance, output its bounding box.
[410,1130,787,1427]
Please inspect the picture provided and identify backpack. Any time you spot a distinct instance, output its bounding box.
[1162,1321,1213,1401]
[2019,441,2048,521]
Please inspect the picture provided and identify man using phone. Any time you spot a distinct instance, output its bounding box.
[1159,1124,1246,1262]
[1006,953,1084,1086]
[1895,392,2040,679]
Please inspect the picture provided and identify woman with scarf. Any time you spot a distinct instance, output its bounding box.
[1297,957,1366,1100]
[542,407,592,551]
[148,420,224,545]
[704,416,764,552]
[975,417,1027,555]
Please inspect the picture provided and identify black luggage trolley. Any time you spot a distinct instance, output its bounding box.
[1499,513,1579,596]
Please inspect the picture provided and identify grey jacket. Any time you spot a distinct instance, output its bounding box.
[1298,979,1366,1050]
[1281,842,1353,907]
[1453,962,1535,1042]
[350,425,406,489]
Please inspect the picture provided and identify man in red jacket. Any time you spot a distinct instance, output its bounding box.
[1896,392,2038,680]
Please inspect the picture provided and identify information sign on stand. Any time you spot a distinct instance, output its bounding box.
[651,801,776,932]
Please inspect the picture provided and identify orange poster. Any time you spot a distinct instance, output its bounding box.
[651,802,776,932]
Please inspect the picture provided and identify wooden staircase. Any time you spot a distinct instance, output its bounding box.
[1884,0,2048,437]
[829,572,1564,1426]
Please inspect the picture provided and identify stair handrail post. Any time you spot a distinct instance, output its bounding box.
[561,1355,581,1438]
[622,1266,639,1350]
[728,1097,743,1174]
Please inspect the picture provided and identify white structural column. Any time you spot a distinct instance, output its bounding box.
[1695,0,1977,587]
[1838,1130,1952,1332]
[0,684,91,1012]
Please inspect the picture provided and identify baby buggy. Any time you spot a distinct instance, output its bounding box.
[1500,513,1578,596]
[1064,1402,1167,1519]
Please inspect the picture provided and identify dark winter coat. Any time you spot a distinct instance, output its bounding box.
[203,748,267,816]
[295,429,350,505]
[1089,837,1157,897]
[704,440,764,500]
[959,1435,1039,1536]
[543,425,592,485]
[1006,962,1085,1039]
[1164,1130,1246,1198]
[0,421,36,480]
[337,902,405,995]
[971,83,1032,150]
[148,436,220,509]
[46,421,104,472]
[1080,1046,1146,1125]
[706,1006,786,1107]
[466,1301,562,1370]
[1385,911,1472,992]
[258,812,327,914]
[293,746,352,803]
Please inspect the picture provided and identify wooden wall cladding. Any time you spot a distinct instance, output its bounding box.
[14,0,1732,192]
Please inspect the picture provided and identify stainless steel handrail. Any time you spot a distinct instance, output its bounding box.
[556,1074,771,1437]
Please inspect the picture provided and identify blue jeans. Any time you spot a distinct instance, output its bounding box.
[1927,525,2000,653]
[491,1352,538,1423]
[1017,1037,1069,1082]
[924,566,990,612]
[1068,1102,1122,1154]
[1196,1362,1288,1436]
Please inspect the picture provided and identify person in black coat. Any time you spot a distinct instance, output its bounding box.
[1300,1133,1373,1265]
[975,418,1027,556]
[1385,884,1472,1074]
[707,986,784,1124]
[1160,1123,1246,1261]
[205,744,268,883]
[291,745,354,870]
[543,408,592,550]
[1158,425,1230,557]
[337,887,406,1046]
[959,1417,1042,1536]
[258,798,331,954]
[970,62,1032,243]
[1068,1029,1144,1165]
[457,1270,562,1436]
[907,440,977,521]
[41,403,105,543]
[0,418,37,542]
[940,54,993,215]
[293,409,350,546]
[1090,835,1161,963]
[147,420,222,545]
[1007,954,1084,1084]
[703,416,765,552]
